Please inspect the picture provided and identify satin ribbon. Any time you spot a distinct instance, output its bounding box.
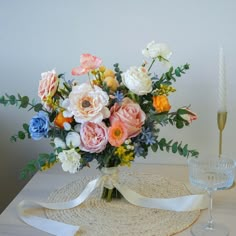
[18,167,208,235]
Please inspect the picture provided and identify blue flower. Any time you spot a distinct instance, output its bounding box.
[134,143,145,157]
[29,111,50,140]
[114,91,124,103]
[140,127,157,145]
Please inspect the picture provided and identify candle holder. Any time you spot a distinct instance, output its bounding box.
[217,111,227,158]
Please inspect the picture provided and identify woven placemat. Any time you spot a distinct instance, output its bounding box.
[45,172,200,236]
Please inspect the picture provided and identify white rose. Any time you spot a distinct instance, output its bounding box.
[121,66,152,95]
[58,149,81,174]
[66,132,81,148]
[54,137,66,149]
[142,41,172,62]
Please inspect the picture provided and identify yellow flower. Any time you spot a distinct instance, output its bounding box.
[114,146,126,156]
[41,161,56,171]
[120,151,134,166]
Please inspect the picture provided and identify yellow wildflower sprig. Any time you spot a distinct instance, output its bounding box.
[152,84,176,96]
[114,139,135,166]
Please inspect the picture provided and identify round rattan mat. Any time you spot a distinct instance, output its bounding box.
[46,172,200,236]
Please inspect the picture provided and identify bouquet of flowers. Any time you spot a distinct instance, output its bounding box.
[0,41,198,199]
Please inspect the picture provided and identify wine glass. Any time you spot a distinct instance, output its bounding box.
[188,157,235,236]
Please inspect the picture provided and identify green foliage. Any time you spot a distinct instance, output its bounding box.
[156,138,199,158]
[10,123,31,142]
[152,64,190,90]
[0,93,44,112]
[113,63,123,83]
[20,160,38,179]
[20,152,58,179]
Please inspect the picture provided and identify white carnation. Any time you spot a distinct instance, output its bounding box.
[58,149,81,174]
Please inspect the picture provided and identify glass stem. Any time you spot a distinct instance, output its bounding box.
[207,190,214,229]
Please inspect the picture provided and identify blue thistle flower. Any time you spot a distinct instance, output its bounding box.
[140,127,157,145]
[134,143,145,157]
[114,91,124,103]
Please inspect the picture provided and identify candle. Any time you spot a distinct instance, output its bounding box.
[218,47,227,112]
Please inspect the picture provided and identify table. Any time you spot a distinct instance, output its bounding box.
[0,163,236,235]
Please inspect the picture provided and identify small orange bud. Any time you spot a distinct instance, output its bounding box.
[99,65,106,73]
[104,69,115,78]
[54,112,73,129]
[153,95,171,113]
[104,76,119,91]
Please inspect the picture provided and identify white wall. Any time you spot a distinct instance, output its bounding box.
[0,0,236,212]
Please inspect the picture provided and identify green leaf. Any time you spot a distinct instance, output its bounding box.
[176,120,184,129]
[158,138,166,151]
[172,142,178,153]
[39,153,50,159]
[34,103,43,112]
[49,111,57,122]
[114,67,120,72]
[9,95,16,105]
[184,64,190,70]
[151,143,158,152]
[175,68,181,77]
[18,131,25,139]
[10,136,17,142]
[23,123,29,132]
[20,96,29,108]
[20,160,38,179]
[178,146,183,155]
[182,144,189,157]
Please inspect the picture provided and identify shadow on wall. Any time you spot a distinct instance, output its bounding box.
[0,113,51,213]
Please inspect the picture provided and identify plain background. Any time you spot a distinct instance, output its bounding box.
[0,0,236,213]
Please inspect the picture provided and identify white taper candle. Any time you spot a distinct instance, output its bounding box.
[218,47,227,112]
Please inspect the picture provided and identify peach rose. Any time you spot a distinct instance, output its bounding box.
[153,95,171,113]
[109,98,146,138]
[38,69,59,102]
[79,122,108,153]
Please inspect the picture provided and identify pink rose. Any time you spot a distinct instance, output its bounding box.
[79,122,108,153]
[109,98,146,138]
[72,53,102,76]
[38,69,59,101]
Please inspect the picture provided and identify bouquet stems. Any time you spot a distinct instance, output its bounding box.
[101,187,122,202]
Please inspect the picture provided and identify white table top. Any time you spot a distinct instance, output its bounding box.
[0,162,236,236]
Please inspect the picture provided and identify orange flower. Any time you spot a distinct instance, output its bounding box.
[108,121,128,147]
[153,95,171,113]
[54,112,73,129]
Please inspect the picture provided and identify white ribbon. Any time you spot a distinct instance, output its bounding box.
[18,168,208,235]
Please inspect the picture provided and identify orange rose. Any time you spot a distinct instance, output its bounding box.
[54,112,73,129]
[153,95,171,113]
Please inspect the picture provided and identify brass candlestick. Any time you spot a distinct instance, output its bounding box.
[217,111,227,158]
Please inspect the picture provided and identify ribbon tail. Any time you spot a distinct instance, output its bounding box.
[17,177,102,235]
[114,182,208,212]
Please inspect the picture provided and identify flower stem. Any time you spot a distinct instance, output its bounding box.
[107,189,113,202]
[148,59,156,72]
[88,72,94,89]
